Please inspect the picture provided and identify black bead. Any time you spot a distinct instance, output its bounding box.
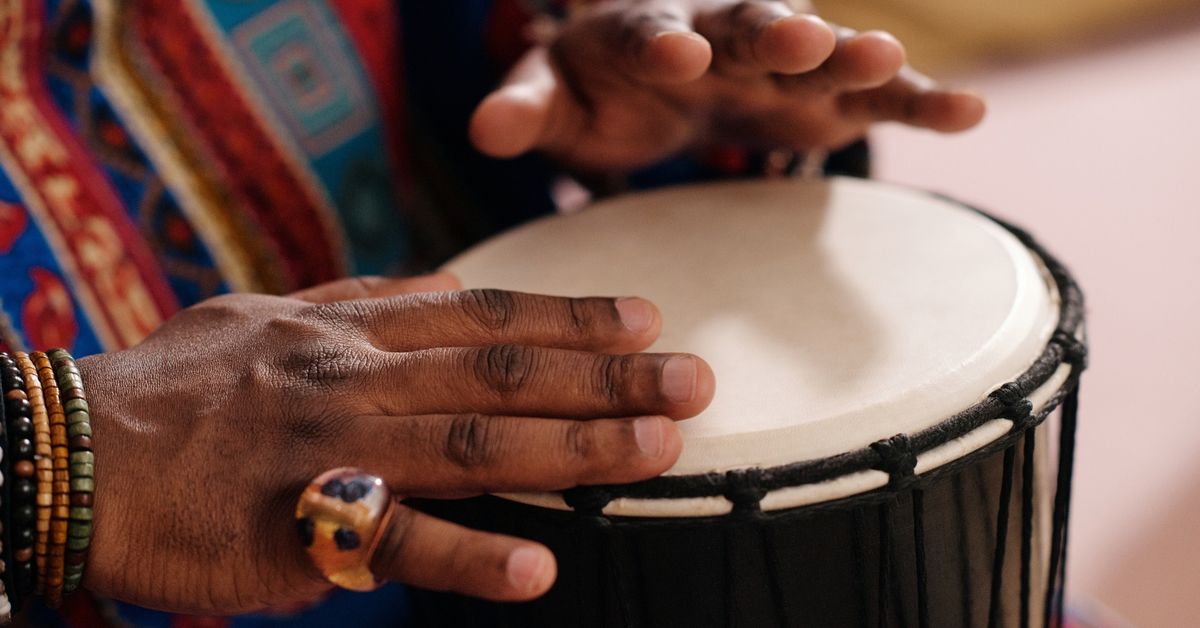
[13,479,35,501]
[9,417,32,439]
[296,517,315,547]
[17,561,35,594]
[320,479,344,499]
[11,438,32,459]
[333,527,361,551]
[14,525,33,548]
[12,503,34,524]
[5,397,29,417]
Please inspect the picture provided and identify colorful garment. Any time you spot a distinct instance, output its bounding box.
[0,0,866,625]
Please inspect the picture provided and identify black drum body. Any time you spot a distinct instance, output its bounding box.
[415,434,1058,628]
[412,189,1086,628]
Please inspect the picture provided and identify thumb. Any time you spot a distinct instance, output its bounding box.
[470,47,560,159]
[289,272,462,303]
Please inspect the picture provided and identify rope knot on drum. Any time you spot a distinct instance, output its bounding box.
[989,383,1036,432]
[563,486,614,517]
[1052,330,1089,369]
[723,468,767,514]
[870,434,917,489]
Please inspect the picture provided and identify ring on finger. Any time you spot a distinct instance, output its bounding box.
[295,468,395,591]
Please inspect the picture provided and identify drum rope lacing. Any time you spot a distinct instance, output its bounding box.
[556,203,1086,628]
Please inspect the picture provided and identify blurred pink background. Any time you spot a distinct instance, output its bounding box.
[871,15,1200,626]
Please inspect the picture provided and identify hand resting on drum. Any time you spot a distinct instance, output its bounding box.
[470,0,987,170]
[73,273,714,613]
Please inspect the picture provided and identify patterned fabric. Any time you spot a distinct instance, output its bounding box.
[0,0,864,624]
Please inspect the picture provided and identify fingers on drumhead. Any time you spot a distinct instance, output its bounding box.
[350,414,683,495]
[371,505,557,601]
[369,348,714,420]
[333,290,663,354]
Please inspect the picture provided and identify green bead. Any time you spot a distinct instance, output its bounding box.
[70,465,95,481]
[69,451,94,466]
[68,422,92,438]
[63,577,83,594]
[66,410,89,426]
[68,507,93,521]
[67,536,90,551]
[70,477,94,493]
[63,564,84,576]
[56,365,81,381]
[67,521,92,538]
[64,399,88,415]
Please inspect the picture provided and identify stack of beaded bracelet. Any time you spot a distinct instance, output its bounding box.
[47,350,91,595]
[1,355,36,603]
[0,360,11,621]
[12,354,50,599]
[33,353,69,607]
[0,350,92,613]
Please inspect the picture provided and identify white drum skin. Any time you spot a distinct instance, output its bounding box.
[444,177,1061,516]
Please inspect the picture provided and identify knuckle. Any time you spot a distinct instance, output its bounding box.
[299,299,371,329]
[444,414,498,469]
[562,297,613,338]
[280,343,369,391]
[458,289,517,332]
[564,421,595,461]
[472,344,535,396]
[592,354,633,406]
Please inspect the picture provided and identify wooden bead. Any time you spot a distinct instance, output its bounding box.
[65,552,86,567]
[14,549,31,563]
[59,387,85,401]
[68,434,92,451]
[69,492,93,507]
[14,461,33,477]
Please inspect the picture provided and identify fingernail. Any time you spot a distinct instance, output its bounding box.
[633,417,665,458]
[615,298,654,333]
[661,356,697,403]
[507,546,547,592]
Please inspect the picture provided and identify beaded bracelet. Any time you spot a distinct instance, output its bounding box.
[13,354,50,596]
[0,361,12,621]
[47,350,91,595]
[1,355,36,604]
[34,353,68,607]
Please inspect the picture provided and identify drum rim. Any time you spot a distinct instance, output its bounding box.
[548,196,1088,517]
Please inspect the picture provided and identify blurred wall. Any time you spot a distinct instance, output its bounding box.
[868,15,1200,626]
[814,0,1200,71]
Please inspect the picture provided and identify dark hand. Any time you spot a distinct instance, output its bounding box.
[78,274,714,613]
[470,0,985,171]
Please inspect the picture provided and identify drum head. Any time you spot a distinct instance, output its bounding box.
[444,178,1058,478]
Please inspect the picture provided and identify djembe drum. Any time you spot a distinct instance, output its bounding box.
[411,177,1085,628]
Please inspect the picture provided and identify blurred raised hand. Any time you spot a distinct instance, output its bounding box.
[470,0,985,171]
